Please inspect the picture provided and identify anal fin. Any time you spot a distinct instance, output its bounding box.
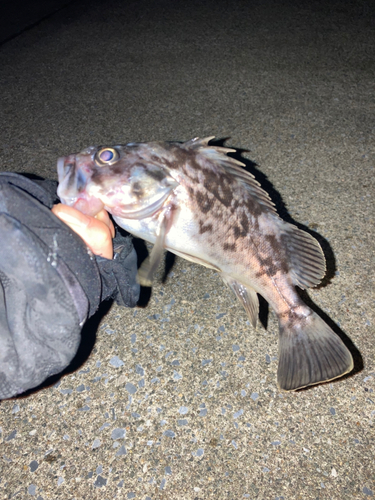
[222,275,259,328]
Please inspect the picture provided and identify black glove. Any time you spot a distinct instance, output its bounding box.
[0,173,139,399]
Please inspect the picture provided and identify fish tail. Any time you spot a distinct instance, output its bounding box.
[277,308,354,391]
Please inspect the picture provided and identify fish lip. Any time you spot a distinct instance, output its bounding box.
[57,156,76,184]
[57,157,66,182]
[61,196,78,207]
[56,156,79,206]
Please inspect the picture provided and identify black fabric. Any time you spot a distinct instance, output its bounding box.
[0,213,85,398]
[97,231,140,308]
[0,173,139,399]
[0,173,58,207]
[0,173,102,317]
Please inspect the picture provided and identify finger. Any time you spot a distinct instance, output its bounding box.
[52,204,113,259]
[53,204,114,235]
[81,220,113,259]
[52,204,91,228]
[95,209,115,238]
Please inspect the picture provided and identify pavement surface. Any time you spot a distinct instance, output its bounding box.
[0,0,374,498]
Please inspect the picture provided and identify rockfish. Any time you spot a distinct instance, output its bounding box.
[57,137,354,391]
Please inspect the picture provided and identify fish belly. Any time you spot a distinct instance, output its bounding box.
[113,202,225,270]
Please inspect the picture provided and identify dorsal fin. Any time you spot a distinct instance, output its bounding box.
[182,137,276,212]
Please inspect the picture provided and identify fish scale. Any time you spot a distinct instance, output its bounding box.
[57,136,354,391]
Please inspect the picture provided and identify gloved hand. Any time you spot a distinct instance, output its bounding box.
[0,173,139,399]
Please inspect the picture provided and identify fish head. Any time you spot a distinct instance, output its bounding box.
[57,144,178,218]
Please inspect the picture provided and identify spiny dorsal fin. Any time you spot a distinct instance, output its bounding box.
[182,137,276,212]
[182,136,217,149]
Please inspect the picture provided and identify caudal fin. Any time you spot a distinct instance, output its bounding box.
[277,310,354,391]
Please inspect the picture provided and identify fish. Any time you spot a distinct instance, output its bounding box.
[57,136,354,391]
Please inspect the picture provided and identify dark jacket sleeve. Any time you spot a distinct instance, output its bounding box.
[0,173,139,399]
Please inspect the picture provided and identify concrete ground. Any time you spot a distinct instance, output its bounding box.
[0,0,374,498]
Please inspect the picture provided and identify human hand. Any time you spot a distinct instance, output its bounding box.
[52,204,115,259]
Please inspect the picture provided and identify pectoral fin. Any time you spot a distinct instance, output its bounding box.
[222,275,259,328]
[137,210,170,287]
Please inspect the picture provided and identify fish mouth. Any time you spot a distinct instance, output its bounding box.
[56,156,79,206]
[57,156,73,183]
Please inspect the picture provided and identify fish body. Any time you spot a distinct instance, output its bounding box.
[57,137,354,390]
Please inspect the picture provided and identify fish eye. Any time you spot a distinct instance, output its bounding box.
[95,147,119,166]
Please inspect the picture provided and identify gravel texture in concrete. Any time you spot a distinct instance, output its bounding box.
[0,0,374,499]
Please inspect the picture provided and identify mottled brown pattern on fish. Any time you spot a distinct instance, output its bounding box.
[155,144,286,280]
[146,169,167,182]
[265,234,290,273]
[203,177,232,208]
[195,191,213,214]
[165,147,264,241]
[240,213,249,235]
[95,160,129,179]
[199,220,213,235]
[223,242,237,252]
[132,181,143,196]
